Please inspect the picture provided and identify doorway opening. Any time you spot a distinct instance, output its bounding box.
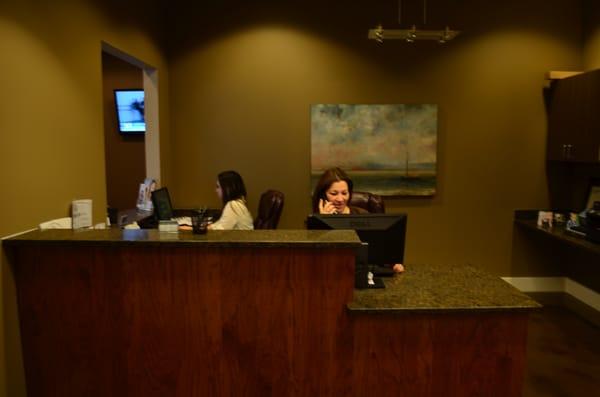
[101,42,160,212]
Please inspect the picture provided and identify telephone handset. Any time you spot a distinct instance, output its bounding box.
[319,196,340,215]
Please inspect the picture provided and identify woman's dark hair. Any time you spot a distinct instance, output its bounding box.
[311,167,353,213]
[217,170,247,205]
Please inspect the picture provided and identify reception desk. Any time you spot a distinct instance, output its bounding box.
[4,229,539,396]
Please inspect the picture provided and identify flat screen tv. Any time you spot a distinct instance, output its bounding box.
[114,89,145,134]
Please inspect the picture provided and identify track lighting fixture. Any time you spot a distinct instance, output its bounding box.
[368,0,460,44]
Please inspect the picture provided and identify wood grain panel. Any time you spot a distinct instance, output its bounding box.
[351,312,529,397]
[13,245,356,396]
[12,244,528,396]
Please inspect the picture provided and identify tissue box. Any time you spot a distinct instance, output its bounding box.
[72,199,92,229]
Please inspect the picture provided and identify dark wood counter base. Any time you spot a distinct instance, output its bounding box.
[5,230,536,396]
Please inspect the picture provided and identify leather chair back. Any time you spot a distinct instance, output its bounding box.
[254,190,285,229]
[349,191,385,213]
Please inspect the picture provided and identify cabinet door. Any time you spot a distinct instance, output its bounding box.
[547,70,600,162]
[547,73,584,161]
[582,71,600,162]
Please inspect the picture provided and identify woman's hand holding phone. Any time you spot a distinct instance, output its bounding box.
[318,199,338,214]
[393,263,404,273]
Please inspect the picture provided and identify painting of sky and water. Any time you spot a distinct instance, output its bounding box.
[311,104,437,196]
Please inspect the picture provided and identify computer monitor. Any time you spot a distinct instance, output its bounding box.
[151,187,174,220]
[306,213,407,266]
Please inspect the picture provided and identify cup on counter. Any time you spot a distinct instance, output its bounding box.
[192,213,208,234]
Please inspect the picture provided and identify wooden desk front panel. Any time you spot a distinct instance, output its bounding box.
[12,244,529,396]
[13,245,355,397]
[351,312,529,396]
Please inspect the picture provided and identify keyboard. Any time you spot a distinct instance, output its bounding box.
[172,216,192,226]
[371,265,395,277]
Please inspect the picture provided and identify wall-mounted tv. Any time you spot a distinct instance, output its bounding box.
[114,89,145,134]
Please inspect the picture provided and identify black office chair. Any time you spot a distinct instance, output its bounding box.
[349,191,385,213]
[254,190,284,229]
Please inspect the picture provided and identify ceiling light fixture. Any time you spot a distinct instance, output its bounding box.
[368,0,460,44]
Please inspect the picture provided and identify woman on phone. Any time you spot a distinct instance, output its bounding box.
[312,167,366,215]
[311,167,404,273]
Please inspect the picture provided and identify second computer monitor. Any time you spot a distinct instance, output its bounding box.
[306,213,407,266]
[151,187,174,220]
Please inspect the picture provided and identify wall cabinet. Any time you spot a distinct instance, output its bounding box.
[547,69,600,162]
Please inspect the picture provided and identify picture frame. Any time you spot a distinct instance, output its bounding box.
[586,178,600,209]
[310,104,438,197]
[537,211,553,228]
[136,178,157,211]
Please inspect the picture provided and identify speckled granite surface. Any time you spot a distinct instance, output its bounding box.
[348,263,541,313]
[3,229,361,248]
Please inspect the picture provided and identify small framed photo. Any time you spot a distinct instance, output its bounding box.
[586,179,600,209]
[136,178,157,211]
[537,211,553,228]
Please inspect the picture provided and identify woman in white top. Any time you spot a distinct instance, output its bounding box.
[208,170,254,230]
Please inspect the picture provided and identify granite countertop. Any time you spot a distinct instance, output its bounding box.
[3,229,362,248]
[348,263,541,313]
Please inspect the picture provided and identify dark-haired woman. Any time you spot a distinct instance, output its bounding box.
[208,170,254,230]
[312,167,403,273]
[312,167,366,215]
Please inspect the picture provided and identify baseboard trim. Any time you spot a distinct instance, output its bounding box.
[503,276,600,326]
[564,279,600,312]
[501,277,564,293]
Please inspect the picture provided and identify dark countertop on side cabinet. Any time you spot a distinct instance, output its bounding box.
[514,216,600,256]
[2,228,362,248]
[348,263,541,313]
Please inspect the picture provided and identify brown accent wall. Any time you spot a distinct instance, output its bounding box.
[0,1,169,396]
[165,0,582,275]
[102,52,146,211]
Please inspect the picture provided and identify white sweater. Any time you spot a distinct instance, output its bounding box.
[209,199,254,230]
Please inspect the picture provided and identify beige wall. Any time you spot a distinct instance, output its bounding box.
[166,0,582,275]
[0,1,169,396]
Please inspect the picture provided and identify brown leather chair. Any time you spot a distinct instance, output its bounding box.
[349,191,385,213]
[254,190,285,229]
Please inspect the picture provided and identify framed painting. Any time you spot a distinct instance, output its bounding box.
[311,104,438,196]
